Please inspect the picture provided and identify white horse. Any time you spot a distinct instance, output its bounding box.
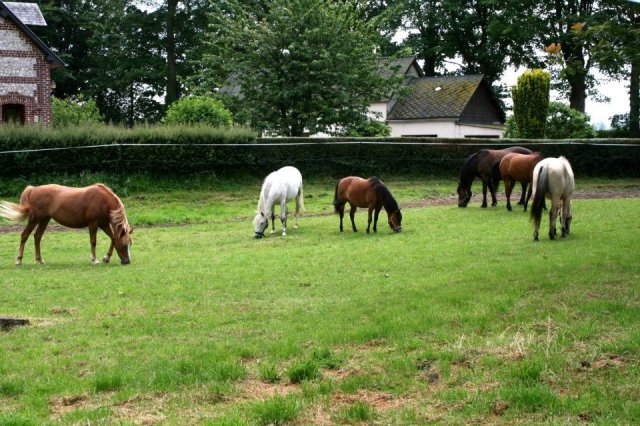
[530,156,575,241]
[253,166,304,238]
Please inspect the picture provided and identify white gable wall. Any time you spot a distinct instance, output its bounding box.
[368,101,388,121]
[387,119,503,138]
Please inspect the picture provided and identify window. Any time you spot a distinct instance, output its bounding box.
[464,134,498,139]
[2,104,26,125]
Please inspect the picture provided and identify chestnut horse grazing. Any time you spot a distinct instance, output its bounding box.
[0,184,133,265]
[333,176,402,233]
[499,152,545,211]
[530,157,575,241]
[457,146,532,208]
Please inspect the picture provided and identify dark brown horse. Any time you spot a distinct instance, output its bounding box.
[499,152,545,211]
[457,146,532,208]
[333,176,402,233]
[0,184,133,265]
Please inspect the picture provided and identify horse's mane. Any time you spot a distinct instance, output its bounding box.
[256,173,275,214]
[95,183,130,230]
[369,177,399,213]
[459,151,482,188]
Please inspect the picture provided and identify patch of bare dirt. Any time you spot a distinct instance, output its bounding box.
[238,378,300,400]
[405,188,640,209]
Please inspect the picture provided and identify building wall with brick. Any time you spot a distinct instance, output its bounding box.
[0,15,54,126]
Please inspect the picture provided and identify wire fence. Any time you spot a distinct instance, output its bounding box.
[1,140,639,178]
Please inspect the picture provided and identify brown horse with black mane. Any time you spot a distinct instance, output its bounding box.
[499,152,545,211]
[0,184,133,265]
[333,176,402,233]
[457,146,532,208]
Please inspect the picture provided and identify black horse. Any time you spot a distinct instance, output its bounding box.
[457,146,532,208]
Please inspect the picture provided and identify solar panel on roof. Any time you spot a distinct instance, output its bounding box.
[4,2,47,26]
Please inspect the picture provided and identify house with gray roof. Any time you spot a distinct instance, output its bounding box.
[0,1,64,126]
[373,57,505,138]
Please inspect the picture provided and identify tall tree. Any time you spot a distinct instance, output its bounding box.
[400,0,542,84]
[165,0,178,106]
[200,0,399,136]
[157,0,210,106]
[539,0,602,113]
[581,0,640,136]
[35,1,166,124]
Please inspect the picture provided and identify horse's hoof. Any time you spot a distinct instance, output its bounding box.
[282,232,287,237]
[507,206,512,211]
[270,230,276,234]
[15,260,22,266]
[481,204,488,208]
[103,256,111,263]
[92,260,100,265]
[294,224,299,229]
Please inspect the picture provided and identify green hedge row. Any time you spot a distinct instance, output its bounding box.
[1,126,639,178]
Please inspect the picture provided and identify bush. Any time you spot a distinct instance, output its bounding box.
[163,96,233,127]
[546,102,596,139]
[344,118,391,137]
[511,69,550,139]
[505,102,596,139]
[51,96,102,128]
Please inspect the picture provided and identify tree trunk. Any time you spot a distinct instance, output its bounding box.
[421,53,437,77]
[630,56,640,138]
[563,43,587,113]
[568,74,586,113]
[165,0,178,106]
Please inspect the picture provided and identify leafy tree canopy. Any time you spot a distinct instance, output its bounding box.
[197,0,399,136]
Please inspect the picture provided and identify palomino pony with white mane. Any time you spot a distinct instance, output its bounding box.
[530,156,575,241]
[253,166,304,238]
[0,184,133,264]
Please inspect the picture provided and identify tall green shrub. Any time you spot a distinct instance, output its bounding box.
[163,96,233,127]
[511,69,550,139]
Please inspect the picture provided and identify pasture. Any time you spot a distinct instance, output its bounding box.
[1,176,639,425]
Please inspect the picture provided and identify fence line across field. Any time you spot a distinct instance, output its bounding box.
[1,140,640,155]
[1,141,638,180]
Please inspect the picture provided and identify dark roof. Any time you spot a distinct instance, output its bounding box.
[388,75,487,120]
[4,2,46,25]
[0,1,64,68]
[377,56,424,80]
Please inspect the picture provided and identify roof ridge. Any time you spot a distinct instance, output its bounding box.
[0,1,65,68]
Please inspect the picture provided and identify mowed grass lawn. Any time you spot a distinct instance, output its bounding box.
[1,176,639,425]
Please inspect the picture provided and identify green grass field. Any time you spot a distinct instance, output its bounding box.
[1,177,639,425]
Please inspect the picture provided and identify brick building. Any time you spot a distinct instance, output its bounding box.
[0,1,63,126]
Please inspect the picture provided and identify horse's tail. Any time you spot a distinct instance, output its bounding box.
[0,201,30,223]
[530,164,548,226]
[297,181,305,212]
[491,162,502,192]
[0,186,33,223]
[333,179,342,213]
